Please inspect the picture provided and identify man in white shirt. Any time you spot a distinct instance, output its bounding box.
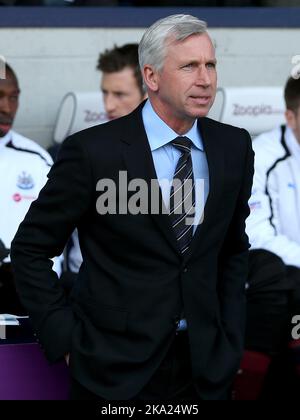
[247,79,300,267]
[238,77,300,400]
[0,63,58,314]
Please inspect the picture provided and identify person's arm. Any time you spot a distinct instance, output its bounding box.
[246,152,300,268]
[218,130,254,362]
[11,133,93,362]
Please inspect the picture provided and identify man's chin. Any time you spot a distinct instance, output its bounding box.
[0,130,7,138]
[189,105,212,119]
[189,111,210,119]
[0,125,11,137]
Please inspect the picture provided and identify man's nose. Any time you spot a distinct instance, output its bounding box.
[104,95,117,112]
[195,67,211,87]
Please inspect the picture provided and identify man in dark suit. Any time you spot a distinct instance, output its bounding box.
[11,14,254,401]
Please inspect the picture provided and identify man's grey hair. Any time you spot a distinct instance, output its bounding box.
[139,14,207,73]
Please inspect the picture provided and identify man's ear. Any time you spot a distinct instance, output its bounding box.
[142,65,159,93]
[285,109,296,130]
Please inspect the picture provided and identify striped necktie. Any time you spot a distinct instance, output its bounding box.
[169,136,195,255]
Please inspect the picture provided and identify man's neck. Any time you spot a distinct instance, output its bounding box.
[149,100,196,135]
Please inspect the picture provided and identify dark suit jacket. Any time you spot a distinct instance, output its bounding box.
[11,103,254,400]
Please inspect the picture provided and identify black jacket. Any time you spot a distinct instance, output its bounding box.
[11,103,254,400]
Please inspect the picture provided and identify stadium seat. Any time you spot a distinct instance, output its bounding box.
[53,91,108,144]
[232,351,271,401]
[208,86,286,137]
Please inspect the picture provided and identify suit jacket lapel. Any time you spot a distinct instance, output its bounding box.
[183,118,225,262]
[121,104,181,255]
[121,107,225,261]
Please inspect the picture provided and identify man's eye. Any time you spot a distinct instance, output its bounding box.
[183,63,196,69]
[207,63,216,69]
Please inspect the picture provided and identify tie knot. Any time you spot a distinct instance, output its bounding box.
[172,136,192,154]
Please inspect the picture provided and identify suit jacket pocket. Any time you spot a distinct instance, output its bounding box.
[77,299,128,333]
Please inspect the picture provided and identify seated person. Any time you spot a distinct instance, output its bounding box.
[237,76,300,399]
[0,63,60,314]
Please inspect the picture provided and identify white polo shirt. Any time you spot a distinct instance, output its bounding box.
[246,125,300,268]
[0,130,52,262]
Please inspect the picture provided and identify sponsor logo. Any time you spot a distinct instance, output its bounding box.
[84,110,108,123]
[249,201,262,211]
[17,171,35,190]
[233,104,283,117]
[12,193,37,203]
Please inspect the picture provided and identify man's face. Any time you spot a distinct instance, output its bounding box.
[146,33,217,126]
[0,73,19,137]
[101,67,144,120]
[286,106,300,145]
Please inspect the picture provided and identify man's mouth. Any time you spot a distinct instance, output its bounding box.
[0,122,12,133]
[190,96,211,105]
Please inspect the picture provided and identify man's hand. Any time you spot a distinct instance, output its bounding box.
[65,353,70,366]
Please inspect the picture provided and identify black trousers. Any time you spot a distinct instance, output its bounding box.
[235,250,300,400]
[246,249,300,356]
[70,331,201,401]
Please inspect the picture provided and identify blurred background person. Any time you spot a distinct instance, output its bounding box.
[235,76,300,400]
[0,63,60,314]
[97,43,147,121]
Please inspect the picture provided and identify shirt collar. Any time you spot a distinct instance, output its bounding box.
[142,100,204,152]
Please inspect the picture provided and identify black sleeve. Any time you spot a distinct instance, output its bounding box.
[11,133,93,362]
[218,129,254,362]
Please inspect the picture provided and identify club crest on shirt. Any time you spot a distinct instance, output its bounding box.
[17,171,35,190]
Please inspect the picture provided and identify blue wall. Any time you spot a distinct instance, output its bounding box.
[0,6,300,28]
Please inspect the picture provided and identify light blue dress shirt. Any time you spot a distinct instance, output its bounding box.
[142,100,210,234]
